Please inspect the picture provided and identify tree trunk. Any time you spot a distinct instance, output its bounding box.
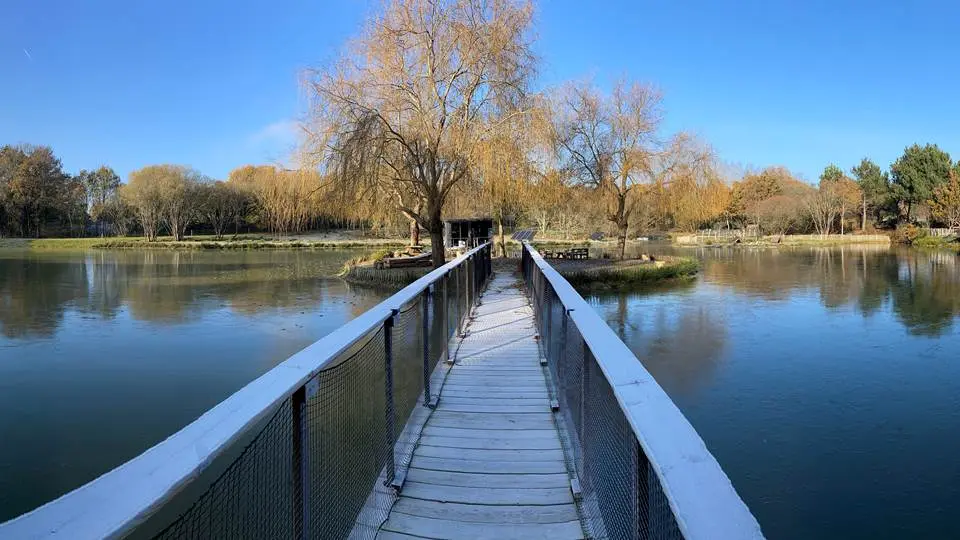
[410,219,420,247]
[862,194,867,231]
[428,211,445,269]
[840,206,845,235]
[497,215,506,258]
[617,221,628,260]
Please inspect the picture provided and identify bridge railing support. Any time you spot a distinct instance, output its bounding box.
[521,241,763,540]
[1,243,493,540]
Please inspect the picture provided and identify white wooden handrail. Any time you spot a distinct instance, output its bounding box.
[0,243,491,540]
[523,242,764,540]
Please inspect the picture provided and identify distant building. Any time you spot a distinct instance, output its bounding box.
[443,218,493,248]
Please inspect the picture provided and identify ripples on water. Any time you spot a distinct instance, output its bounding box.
[587,244,960,540]
[0,249,391,522]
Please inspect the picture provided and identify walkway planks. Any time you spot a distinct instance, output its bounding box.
[377,271,583,540]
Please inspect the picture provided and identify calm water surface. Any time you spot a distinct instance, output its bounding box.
[588,244,960,539]
[0,248,391,522]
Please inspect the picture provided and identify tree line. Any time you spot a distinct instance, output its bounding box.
[0,144,397,240]
[7,0,960,262]
[304,0,960,264]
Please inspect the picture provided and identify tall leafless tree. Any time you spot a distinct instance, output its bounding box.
[305,0,536,267]
[553,80,705,258]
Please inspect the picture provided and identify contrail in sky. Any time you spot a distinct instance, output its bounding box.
[23,48,32,61]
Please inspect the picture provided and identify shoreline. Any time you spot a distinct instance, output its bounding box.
[0,236,412,251]
[673,233,891,248]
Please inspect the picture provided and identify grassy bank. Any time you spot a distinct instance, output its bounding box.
[340,265,430,288]
[912,235,960,251]
[0,236,411,251]
[552,256,699,292]
[674,233,891,247]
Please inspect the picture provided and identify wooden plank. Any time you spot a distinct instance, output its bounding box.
[405,468,569,489]
[428,412,554,430]
[418,435,560,450]
[448,367,543,373]
[410,456,567,475]
[436,402,548,413]
[382,513,583,540]
[442,384,546,392]
[441,390,547,400]
[445,375,545,383]
[444,379,545,386]
[400,481,574,506]
[415,446,565,462]
[390,499,580,525]
[422,426,559,440]
[438,396,551,406]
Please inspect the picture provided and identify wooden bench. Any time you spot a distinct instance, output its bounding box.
[381,251,433,269]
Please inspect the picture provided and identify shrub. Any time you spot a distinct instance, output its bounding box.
[894,224,926,245]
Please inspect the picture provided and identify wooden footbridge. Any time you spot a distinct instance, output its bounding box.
[376,271,581,539]
[1,243,763,540]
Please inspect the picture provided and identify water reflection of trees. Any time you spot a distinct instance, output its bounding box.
[0,254,89,338]
[705,246,960,336]
[0,250,368,338]
[598,291,726,396]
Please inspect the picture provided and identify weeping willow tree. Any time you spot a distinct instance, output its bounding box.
[305,0,536,267]
[474,121,530,256]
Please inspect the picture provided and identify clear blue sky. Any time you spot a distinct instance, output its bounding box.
[3,0,959,182]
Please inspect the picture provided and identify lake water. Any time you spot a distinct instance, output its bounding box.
[4,245,960,537]
[587,244,960,539]
[0,248,391,522]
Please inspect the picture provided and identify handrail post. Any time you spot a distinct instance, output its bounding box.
[443,273,451,363]
[291,385,307,540]
[422,287,434,407]
[559,307,571,392]
[545,283,553,364]
[636,439,649,540]
[579,340,589,478]
[455,266,462,337]
[384,310,397,487]
[466,255,472,311]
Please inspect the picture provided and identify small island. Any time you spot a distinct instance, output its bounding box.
[536,245,699,291]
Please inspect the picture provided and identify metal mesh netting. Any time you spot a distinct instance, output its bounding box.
[522,244,684,540]
[392,297,425,439]
[305,327,390,539]
[154,326,389,540]
[142,246,491,540]
[153,400,296,540]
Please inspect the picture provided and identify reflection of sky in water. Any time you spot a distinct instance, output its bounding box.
[586,245,960,540]
[0,249,391,522]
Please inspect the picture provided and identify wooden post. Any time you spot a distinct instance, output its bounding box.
[291,386,307,539]
[636,441,649,540]
[443,275,451,363]
[545,283,554,365]
[454,266,461,337]
[422,287,433,407]
[383,311,396,487]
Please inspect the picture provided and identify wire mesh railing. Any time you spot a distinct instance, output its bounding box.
[521,241,764,540]
[1,243,492,540]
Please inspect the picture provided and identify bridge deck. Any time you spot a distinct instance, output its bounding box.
[377,271,584,539]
